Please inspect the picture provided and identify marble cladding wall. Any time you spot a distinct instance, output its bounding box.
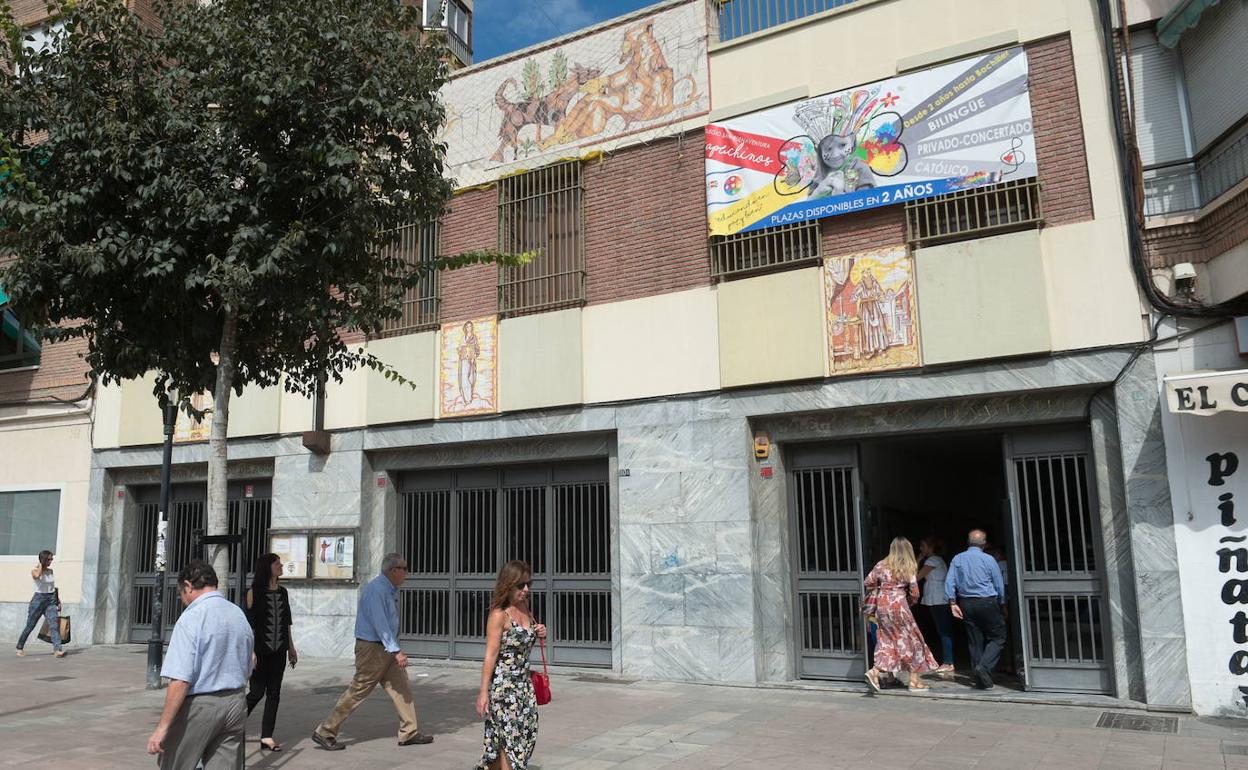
[616,415,756,682]
[78,346,1191,704]
[1110,351,1192,708]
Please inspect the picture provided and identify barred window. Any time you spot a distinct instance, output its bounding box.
[905,178,1043,247]
[710,220,821,280]
[378,222,441,337]
[498,160,585,316]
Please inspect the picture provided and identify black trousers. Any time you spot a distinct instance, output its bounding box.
[246,650,287,739]
[959,597,1007,677]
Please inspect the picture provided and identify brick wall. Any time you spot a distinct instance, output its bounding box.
[583,132,711,304]
[0,336,91,403]
[1028,35,1095,227]
[7,0,53,27]
[1144,186,1248,268]
[439,186,500,323]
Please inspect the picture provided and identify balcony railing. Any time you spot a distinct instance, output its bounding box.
[1143,119,1248,218]
[712,0,862,43]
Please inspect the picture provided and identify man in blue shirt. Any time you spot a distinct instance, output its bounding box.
[146,559,254,770]
[945,529,1008,690]
[312,552,433,750]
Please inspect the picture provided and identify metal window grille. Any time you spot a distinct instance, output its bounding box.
[378,222,441,336]
[905,178,1043,246]
[710,220,821,280]
[799,591,862,654]
[498,160,585,316]
[794,467,857,575]
[397,466,611,666]
[714,0,862,43]
[1014,453,1096,574]
[1026,594,1105,663]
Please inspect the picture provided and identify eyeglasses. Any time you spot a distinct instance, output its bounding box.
[517,581,532,590]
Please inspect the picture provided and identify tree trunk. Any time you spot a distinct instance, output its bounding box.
[206,309,239,586]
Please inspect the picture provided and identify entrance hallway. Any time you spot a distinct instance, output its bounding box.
[2,645,1242,769]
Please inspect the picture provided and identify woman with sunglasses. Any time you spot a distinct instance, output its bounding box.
[474,561,547,770]
[16,550,63,658]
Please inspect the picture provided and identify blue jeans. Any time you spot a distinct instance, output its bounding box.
[925,603,955,665]
[16,592,61,652]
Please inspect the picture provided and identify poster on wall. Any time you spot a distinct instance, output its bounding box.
[440,0,709,186]
[439,316,499,418]
[173,392,212,443]
[705,47,1037,236]
[825,246,921,376]
[268,532,309,580]
[1166,370,1248,716]
[311,533,355,581]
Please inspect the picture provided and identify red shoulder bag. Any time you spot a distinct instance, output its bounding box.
[531,636,551,705]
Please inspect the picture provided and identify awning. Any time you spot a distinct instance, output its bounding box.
[1157,0,1221,49]
[1165,369,1248,415]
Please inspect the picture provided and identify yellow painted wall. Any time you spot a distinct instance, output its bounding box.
[365,331,438,425]
[0,416,91,603]
[499,308,583,412]
[916,230,1052,365]
[116,371,163,446]
[227,384,282,438]
[92,380,122,449]
[583,287,720,403]
[1041,220,1147,351]
[323,366,368,431]
[718,266,826,388]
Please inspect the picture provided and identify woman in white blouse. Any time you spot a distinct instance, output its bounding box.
[917,537,955,673]
[16,550,63,657]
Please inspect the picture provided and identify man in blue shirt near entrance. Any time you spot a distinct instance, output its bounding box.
[312,552,433,750]
[945,529,1008,690]
[146,559,254,770]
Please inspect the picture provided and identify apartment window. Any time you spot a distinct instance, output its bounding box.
[0,489,60,556]
[498,160,585,316]
[0,306,41,370]
[709,221,821,280]
[904,178,1043,247]
[378,221,441,336]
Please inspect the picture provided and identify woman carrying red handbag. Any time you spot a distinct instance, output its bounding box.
[474,560,548,770]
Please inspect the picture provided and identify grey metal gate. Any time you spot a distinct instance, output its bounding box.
[128,482,271,642]
[397,462,611,667]
[1005,430,1111,693]
[788,445,866,680]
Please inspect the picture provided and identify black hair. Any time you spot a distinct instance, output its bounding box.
[38,550,53,567]
[178,559,219,589]
[252,553,280,596]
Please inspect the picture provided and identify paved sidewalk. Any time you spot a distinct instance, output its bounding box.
[3,645,1247,769]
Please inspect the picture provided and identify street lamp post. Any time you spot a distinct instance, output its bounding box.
[145,400,178,690]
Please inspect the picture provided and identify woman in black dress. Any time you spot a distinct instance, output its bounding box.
[245,552,297,752]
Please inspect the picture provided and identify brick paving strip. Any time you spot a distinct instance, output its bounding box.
[3,646,1247,769]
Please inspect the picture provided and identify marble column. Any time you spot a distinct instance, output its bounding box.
[273,433,367,659]
[1113,351,1192,708]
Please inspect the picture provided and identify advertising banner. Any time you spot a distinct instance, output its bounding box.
[705,47,1037,236]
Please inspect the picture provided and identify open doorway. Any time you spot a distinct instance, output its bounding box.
[858,431,1021,690]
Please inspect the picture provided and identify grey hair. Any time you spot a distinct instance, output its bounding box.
[968,530,988,546]
[380,552,406,572]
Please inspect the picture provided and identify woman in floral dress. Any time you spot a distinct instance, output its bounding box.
[864,537,937,691]
[475,560,547,770]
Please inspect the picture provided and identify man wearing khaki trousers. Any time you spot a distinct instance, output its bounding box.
[311,553,434,750]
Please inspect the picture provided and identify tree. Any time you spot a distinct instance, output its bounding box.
[0,0,518,578]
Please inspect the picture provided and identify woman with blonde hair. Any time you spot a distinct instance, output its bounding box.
[474,560,547,770]
[864,537,937,691]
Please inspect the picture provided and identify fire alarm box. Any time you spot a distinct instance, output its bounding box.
[754,433,770,460]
